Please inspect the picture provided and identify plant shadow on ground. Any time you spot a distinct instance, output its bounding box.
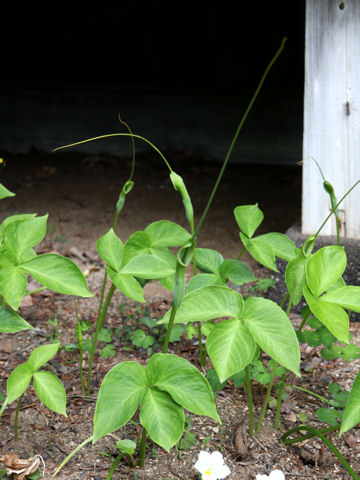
[0,150,359,480]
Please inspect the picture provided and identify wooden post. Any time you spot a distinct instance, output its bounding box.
[302,0,360,238]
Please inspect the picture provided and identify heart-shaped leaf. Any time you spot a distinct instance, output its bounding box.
[145,220,191,247]
[21,254,93,298]
[27,343,60,372]
[0,307,34,333]
[321,286,360,313]
[195,248,224,274]
[206,318,256,382]
[255,232,297,262]
[158,286,243,325]
[96,229,124,271]
[303,285,349,344]
[234,204,263,238]
[146,353,220,422]
[33,371,67,416]
[7,363,33,403]
[93,362,147,443]
[306,246,347,297]
[240,233,277,271]
[242,297,300,376]
[107,267,145,303]
[0,265,27,310]
[121,254,174,279]
[218,259,256,285]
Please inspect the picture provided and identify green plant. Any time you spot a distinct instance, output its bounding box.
[0,343,66,439]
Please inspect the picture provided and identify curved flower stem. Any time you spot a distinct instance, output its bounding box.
[51,436,93,478]
[256,366,277,434]
[194,37,287,238]
[245,366,254,437]
[87,284,116,395]
[281,425,359,480]
[137,428,147,468]
[14,393,24,441]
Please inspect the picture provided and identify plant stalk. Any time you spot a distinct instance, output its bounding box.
[245,366,254,437]
[14,393,24,441]
[137,428,147,468]
[87,284,116,395]
[162,305,177,354]
[51,436,93,478]
[74,299,85,395]
[256,366,277,434]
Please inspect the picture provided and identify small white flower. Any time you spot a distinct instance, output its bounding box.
[194,450,231,479]
[256,470,286,480]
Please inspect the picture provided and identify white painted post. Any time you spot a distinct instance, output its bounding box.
[302,0,360,238]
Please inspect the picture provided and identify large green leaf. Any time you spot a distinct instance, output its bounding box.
[107,267,145,303]
[321,286,360,313]
[306,246,347,297]
[158,286,243,325]
[27,343,60,372]
[146,353,220,422]
[195,248,224,274]
[206,318,256,382]
[240,233,277,271]
[285,251,307,305]
[2,215,48,260]
[7,363,33,403]
[0,307,34,333]
[0,265,27,310]
[121,254,174,279]
[21,254,93,297]
[303,285,349,344]
[0,184,15,200]
[234,204,263,238]
[255,232,297,262]
[33,371,67,416]
[340,371,360,435]
[93,362,147,443]
[145,220,191,247]
[96,229,124,271]
[218,259,256,285]
[242,297,300,376]
[140,388,184,452]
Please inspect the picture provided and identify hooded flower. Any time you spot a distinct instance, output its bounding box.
[256,470,286,480]
[194,451,231,479]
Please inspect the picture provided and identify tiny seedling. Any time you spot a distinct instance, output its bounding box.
[0,343,67,440]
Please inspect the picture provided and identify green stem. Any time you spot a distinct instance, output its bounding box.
[14,393,24,441]
[281,425,359,480]
[279,293,289,309]
[194,37,287,237]
[87,284,116,395]
[296,316,308,338]
[281,424,339,445]
[106,452,136,479]
[51,436,93,478]
[284,383,332,404]
[162,305,177,354]
[196,321,206,367]
[137,428,147,468]
[274,295,294,429]
[236,247,246,261]
[0,396,9,418]
[245,366,254,437]
[256,366,277,434]
[74,299,85,395]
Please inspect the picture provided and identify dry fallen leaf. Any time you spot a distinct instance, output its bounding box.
[234,419,248,457]
[0,452,43,479]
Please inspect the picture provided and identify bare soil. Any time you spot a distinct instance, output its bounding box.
[0,151,359,480]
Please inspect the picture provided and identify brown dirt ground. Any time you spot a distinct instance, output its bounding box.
[0,151,359,480]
